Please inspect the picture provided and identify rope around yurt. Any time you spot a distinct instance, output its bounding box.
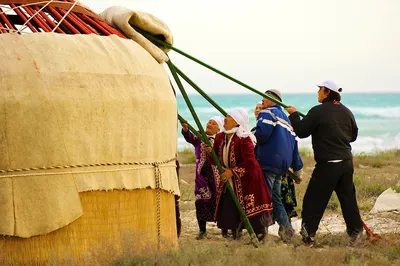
[139,30,383,244]
[0,158,175,249]
[0,159,175,174]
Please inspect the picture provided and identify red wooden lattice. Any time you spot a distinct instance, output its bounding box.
[0,0,126,37]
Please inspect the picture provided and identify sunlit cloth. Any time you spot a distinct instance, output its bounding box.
[100,6,173,63]
[370,188,400,213]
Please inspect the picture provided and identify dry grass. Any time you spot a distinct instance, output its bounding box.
[112,234,400,266]
[293,149,400,213]
[112,149,400,266]
[179,147,197,164]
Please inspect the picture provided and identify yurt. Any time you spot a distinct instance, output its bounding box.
[0,1,180,265]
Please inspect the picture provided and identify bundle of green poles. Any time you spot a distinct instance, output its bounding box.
[135,28,379,246]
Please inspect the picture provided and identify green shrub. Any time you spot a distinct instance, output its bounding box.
[392,186,400,193]
[180,186,194,201]
[353,175,361,186]
[355,152,368,160]
[363,183,386,197]
[327,194,341,211]
[373,160,383,168]
[181,147,194,155]
[299,148,312,158]
[387,243,400,261]
[187,154,196,164]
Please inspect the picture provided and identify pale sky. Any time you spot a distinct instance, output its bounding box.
[84,0,400,94]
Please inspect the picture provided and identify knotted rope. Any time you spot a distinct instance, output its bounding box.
[0,157,175,247]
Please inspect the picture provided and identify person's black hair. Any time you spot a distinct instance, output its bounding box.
[323,87,342,102]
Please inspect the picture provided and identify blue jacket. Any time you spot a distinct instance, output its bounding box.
[254,105,303,175]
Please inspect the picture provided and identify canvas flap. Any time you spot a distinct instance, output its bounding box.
[100,6,173,63]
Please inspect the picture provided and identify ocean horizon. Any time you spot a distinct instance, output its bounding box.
[177,92,400,154]
[181,91,400,95]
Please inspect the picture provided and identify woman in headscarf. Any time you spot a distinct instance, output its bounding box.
[251,101,263,135]
[254,101,263,120]
[181,116,225,239]
[251,101,263,154]
[208,108,273,241]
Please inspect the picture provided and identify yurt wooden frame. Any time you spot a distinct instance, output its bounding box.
[0,0,125,36]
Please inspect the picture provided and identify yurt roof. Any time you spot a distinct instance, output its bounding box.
[0,0,125,37]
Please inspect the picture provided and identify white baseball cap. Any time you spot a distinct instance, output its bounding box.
[317,80,343,95]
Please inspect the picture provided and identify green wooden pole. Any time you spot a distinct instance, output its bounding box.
[170,62,260,247]
[134,28,305,117]
[174,64,227,117]
[176,63,302,182]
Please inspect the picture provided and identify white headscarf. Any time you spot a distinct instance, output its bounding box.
[257,101,262,105]
[210,116,224,132]
[225,108,257,144]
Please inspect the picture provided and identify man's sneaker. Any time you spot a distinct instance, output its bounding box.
[195,231,207,240]
[300,224,316,247]
[348,232,365,247]
[302,235,316,247]
[232,229,243,240]
[278,226,294,243]
[222,230,232,239]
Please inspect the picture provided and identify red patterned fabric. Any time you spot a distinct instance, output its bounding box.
[211,132,273,219]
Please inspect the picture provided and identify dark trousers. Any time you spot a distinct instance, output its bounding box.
[302,160,363,237]
[216,189,267,236]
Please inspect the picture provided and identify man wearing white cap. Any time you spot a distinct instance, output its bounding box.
[254,89,303,242]
[181,116,224,239]
[285,80,363,247]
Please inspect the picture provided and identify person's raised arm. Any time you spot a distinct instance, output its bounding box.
[180,122,200,146]
[285,106,319,138]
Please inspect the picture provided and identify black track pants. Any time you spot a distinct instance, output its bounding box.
[301,160,363,237]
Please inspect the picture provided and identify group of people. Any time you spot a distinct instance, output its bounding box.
[181,80,364,246]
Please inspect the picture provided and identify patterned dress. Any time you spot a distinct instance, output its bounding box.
[182,130,220,222]
[281,174,298,219]
[211,133,273,232]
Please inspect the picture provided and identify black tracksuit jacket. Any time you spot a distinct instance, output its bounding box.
[288,99,358,162]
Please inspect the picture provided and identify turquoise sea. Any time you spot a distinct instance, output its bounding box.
[177,93,400,153]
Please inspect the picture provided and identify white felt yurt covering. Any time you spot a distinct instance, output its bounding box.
[0,33,179,240]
